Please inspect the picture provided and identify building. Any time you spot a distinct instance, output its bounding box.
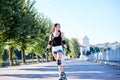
[83,36,90,51]
[95,41,120,50]
[78,36,90,56]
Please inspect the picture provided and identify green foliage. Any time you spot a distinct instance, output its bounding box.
[69,38,80,57]
[89,46,100,55]
[0,0,52,64]
[94,46,100,53]
[64,38,70,47]
[100,46,110,52]
[90,46,95,53]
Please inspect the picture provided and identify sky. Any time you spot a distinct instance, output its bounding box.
[34,0,120,45]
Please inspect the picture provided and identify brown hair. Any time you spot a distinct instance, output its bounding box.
[52,23,60,33]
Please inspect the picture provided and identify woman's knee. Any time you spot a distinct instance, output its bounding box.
[56,53,62,65]
[56,59,62,65]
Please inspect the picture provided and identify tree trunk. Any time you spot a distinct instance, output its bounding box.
[9,47,13,66]
[21,47,25,63]
[31,49,35,63]
[0,54,2,66]
[36,54,39,63]
[32,52,34,63]
[45,52,49,62]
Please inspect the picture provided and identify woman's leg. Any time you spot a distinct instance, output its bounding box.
[53,53,64,72]
[57,52,64,72]
[57,52,67,80]
[53,54,57,60]
[53,53,66,80]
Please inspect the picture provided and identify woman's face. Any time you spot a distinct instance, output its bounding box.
[55,24,60,31]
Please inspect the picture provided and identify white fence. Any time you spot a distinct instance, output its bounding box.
[88,47,120,62]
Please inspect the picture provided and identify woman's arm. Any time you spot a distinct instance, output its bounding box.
[45,34,52,52]
[61,33,67,48]
[61,32,71,53]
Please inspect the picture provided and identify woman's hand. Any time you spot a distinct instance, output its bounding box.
[66,47,71,54]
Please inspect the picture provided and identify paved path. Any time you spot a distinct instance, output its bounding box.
[0,59,120,80]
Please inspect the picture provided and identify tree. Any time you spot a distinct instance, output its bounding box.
[25,17,52,62]
[0,0,33,65]
[0,42,4,66]
[90,46,95,54]
[17,0,53,63]
[0,0,53,65]
[95,46,100,53]
[69,38,80,57]
[15,0,40,64]
[0,0,39,65]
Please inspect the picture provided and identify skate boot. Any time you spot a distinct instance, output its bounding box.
[59,72,67,80]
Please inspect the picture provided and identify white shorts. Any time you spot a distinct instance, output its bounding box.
[52,46,63,54]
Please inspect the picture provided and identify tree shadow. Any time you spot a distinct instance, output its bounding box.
[1,60,120,80]
[0,73,58,79]
[18,66,58,72]
[63,61,120,79]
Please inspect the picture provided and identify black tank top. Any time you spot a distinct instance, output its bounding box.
[52,32,62,46]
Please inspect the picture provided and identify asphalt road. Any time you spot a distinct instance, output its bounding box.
[0,59,120,80]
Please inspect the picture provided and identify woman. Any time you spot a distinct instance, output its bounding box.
[45,23,70,80]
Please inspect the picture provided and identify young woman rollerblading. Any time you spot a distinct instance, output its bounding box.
[45,23,70,80]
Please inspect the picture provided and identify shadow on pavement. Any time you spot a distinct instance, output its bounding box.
[0,73,58,79]
[18,66,58,72]
[1,60,120,80]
